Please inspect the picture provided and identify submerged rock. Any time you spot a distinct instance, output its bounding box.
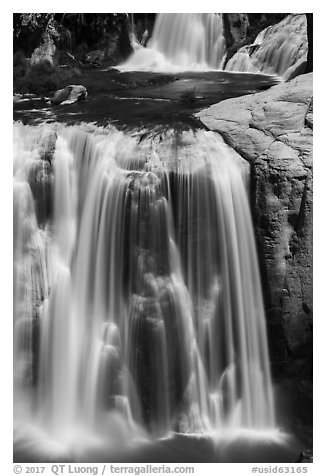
[50,84,87,106]
[225,14,308,80]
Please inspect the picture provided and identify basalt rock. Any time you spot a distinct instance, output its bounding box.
[196,73,313,364]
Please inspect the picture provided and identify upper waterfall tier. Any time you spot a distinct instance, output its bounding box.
[119,13,226,72]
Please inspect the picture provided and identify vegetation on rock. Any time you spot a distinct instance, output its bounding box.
[13,13,135,95]
[13,52,79,95]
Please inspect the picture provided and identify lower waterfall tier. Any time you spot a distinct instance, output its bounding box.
[14,123,276,453]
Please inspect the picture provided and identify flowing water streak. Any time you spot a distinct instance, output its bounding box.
[119,13,226,72]
[13,123,276,450]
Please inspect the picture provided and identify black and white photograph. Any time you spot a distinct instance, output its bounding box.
[11,5,314,471]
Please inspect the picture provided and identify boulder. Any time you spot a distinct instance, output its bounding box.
[50,87,70,105]
[225,14,308,80]
[196,73,313,361]
[50,84,87,106]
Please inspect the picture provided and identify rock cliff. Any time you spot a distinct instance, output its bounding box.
[196,73,312,362]
[196,73,313,442]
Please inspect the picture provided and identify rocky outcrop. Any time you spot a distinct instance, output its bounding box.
[196,73,312,363]
[225,14,308,80]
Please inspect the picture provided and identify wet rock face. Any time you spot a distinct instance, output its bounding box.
[225,14,308,80]
[196,73,313,362]
[28,160,53,228]
[27,130,57,227]
[252,154,312,359]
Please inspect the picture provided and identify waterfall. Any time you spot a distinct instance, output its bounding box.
[119,13,226,72]
[13,122,277,456]
[128,13,139,49]
[225,34,302,77]
[225,14,307,78]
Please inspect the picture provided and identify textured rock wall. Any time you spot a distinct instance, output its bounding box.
[196,74,313,443]
[195,73,313,363]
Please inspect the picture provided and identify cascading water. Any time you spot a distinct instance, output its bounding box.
[119,13,226,72]
[13,122,281,460]
[225,32,302,77]
[225,14,308,78]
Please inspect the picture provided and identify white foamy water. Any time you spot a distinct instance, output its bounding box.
[225,14,307,78]
[14,123,278,458]
[119,13,226,72]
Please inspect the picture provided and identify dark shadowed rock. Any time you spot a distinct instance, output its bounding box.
[28,160,53,228]
[38,129,57,162]
[226,14,250,45]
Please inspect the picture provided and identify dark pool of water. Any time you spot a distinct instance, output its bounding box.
[13,69,280,131]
